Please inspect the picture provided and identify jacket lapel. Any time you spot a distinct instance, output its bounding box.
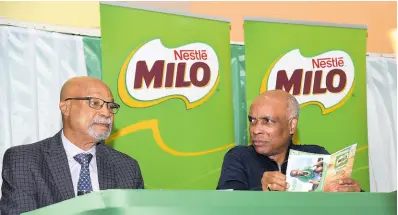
[44,131,75,200]
[96,142,117,190]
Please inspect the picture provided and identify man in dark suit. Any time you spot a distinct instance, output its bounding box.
[217,90,361,192]
[0,77,144,214]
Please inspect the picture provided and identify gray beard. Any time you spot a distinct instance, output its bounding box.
[87,117,112,141]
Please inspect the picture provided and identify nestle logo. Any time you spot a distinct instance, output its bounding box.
[262,49,355,115]
[174,50,208,61]
[312,57,344,69]
[121,39,219,109]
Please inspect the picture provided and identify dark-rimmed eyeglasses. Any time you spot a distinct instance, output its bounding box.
[65,97,120,114]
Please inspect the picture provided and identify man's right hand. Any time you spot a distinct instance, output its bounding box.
[261,171,289,191]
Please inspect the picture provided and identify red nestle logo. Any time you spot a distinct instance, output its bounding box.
[312,57,344,69]
[174,50,208,61]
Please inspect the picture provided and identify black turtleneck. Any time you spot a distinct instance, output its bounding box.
[216,143,330,191]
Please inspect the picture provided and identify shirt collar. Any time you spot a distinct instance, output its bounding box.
[61,130,96,159]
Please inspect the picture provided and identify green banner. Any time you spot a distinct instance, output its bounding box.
[100,3,233,189]
[231,44,248,146]
[244,18,369,191]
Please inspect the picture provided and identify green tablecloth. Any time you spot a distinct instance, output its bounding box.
[23,190,397,215]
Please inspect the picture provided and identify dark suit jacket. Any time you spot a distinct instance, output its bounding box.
[0,130,144,215]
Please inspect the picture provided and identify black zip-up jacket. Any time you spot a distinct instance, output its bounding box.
[216,143,331,191]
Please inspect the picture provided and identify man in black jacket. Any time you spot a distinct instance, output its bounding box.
[217,90,361,192]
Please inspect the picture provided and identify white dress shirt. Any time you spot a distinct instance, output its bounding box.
[61,131,100,196]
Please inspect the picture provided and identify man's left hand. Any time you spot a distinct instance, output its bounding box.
[335,177,361,192]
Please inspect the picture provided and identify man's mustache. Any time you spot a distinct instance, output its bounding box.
[92,117,112,125]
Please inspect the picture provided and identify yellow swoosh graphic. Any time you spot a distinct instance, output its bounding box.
[352,166,369,172]
[105,119,235,156]
[356,145,368,152]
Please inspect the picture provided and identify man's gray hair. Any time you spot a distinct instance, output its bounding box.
[287,94,300,120]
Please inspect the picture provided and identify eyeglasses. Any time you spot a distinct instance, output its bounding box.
[65,97,120,114]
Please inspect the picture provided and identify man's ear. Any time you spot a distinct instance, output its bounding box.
[289,118,298,135]
[59,101,70,116]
